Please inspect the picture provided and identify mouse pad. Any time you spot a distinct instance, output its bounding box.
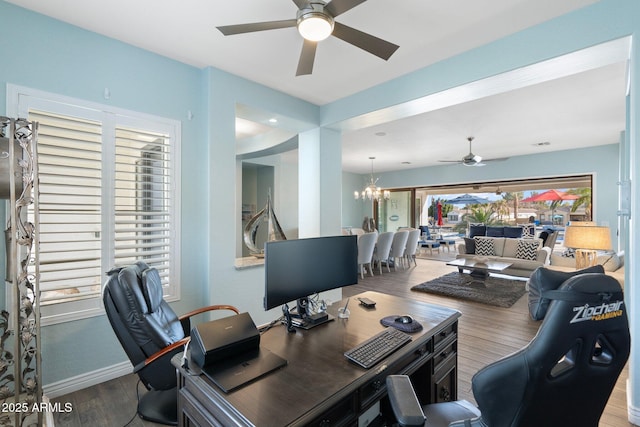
[380,315,423,333]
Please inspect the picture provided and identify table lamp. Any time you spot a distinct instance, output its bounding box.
[563,225,612,269]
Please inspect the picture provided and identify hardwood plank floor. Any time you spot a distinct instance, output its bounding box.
[51,258,634,426]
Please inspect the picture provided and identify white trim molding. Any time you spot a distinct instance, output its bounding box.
[43,361,132,399]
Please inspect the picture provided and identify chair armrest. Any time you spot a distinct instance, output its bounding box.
[179,305,240,336]
[386,375,426,427]
[133,337,189,374]
[179,304,240,321]
[537,247,551,264]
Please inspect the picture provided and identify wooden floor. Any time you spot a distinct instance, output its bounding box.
[52,258,634,427]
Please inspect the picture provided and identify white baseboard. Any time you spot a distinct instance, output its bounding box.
[43,361,132,399]
[628,380,640,425]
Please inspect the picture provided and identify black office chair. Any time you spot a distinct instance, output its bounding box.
[387,273,630,427]
[103,261,239,425]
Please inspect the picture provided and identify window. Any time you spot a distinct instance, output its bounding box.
[8,85,181,325]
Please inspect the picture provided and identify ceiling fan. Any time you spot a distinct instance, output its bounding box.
[438,137,508,167]
[216,0,400,76]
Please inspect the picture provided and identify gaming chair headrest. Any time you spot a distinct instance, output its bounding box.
[473,273,629,427]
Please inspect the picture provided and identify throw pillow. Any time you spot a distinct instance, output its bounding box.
[463,237,476,254]
[469,224,486,238]
[503,226,523,238]
[486,226,504,237]
[527,265,605,320]
[561,247,576,258]
[474,237,495,256]
[515,239,541,261]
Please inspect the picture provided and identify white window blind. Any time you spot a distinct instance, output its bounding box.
[31,109,104,306]
[10,85,181,325]
[113,126,172,288]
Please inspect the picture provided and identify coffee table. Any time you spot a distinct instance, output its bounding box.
[446,258,513,281]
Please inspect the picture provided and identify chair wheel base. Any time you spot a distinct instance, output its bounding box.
[138,388,178,426]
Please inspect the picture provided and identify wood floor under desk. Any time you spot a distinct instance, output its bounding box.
[52,258,634,427]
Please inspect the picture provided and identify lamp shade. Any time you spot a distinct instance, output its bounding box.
[563,225,612,251]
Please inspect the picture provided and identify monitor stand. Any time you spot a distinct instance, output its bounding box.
[282,299,334,331]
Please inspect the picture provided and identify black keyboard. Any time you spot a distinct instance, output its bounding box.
[344,327,412,369]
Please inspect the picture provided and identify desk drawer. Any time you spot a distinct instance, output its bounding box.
[434,322,457,348]
[307,397,357,427]
[433,341,456,373]
[359,339,432,408]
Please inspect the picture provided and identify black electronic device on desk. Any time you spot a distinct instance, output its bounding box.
[264,235,359,331]
[190,312,287,392]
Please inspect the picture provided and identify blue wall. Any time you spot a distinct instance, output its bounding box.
[0,1,210,384]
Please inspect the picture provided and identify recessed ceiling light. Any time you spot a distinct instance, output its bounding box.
[268,118,278,124]
[535,141,551,146]
[374,132,386,137]
[402,161,411,165]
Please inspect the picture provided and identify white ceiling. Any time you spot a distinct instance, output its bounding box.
[8,0,628,175]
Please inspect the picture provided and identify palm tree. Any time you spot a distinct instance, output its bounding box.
[453,205,501,233]
[568,187,592,220]
[492,199,510,222]
[502,192,523,224]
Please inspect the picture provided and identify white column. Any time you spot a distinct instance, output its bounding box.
[626,33,640,425]
[298,127,342,237]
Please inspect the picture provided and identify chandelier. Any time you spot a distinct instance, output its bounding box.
[354,157,390,202]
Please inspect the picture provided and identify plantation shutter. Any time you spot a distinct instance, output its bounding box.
[30,109,103,305]
[113,126,172,288]
[16,85,180,324]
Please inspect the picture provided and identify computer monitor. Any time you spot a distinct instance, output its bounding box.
[263,235,358,319]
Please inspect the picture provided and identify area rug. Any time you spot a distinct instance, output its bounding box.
[411,272,527,308]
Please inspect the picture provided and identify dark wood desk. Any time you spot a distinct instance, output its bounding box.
[176,291,461,426]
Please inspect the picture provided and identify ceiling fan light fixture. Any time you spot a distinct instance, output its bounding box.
[297,5,334,41]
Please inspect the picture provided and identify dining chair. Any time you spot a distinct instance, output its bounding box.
[373,231,394,274]
[404,229,421,267]
[389,230,409,271]
[357,232,378,278]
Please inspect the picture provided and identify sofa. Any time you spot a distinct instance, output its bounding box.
[456,236,551,278]
[547,251,625,288]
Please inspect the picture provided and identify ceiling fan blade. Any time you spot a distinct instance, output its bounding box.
[325,0,368,17]
[217,19,297,36]
[296,39,317,76]
[292,0,309,9]
[482,157,509,163]
[332,22,399,60]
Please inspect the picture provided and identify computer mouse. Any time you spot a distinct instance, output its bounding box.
[395,315,414,324]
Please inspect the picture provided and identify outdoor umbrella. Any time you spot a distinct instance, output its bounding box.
[437,201,443,226]
[444,193,491,205]
[444,193,491,232]
[520,189,579,203]
[520,189,578,226]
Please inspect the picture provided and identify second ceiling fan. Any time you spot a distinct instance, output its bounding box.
[439,137,508,167]
[216,0,399,76]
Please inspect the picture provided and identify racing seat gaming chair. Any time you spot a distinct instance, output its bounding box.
[103,261,239,425]
[387,272,630,427]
